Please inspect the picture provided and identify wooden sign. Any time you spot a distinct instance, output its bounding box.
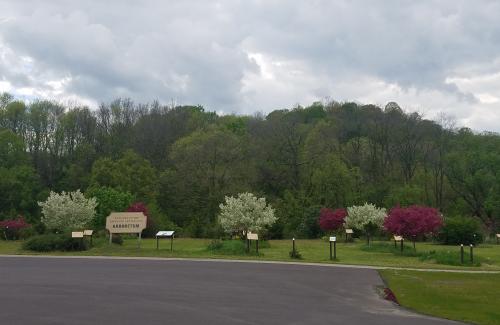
[83,230,93,236]
[345,229,353,234]
[329,236,337,242]
[71,231,84,238]
[106,212,147,234]
[247,232,258,240]
[393,235,403,241]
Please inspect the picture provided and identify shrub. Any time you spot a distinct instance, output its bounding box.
[0,216,30,240]
[438,217,483,245]
[111,234,123,245]
[39,190,97,232]
[384,205,443,246]
[23,234,88,252]
[289,249,302,259]
[126,202,157,237]
[218,193,276,238]
[318,208,347,233]
[297,206,322,238]
[345,203,386,245]
[86,187,133,228]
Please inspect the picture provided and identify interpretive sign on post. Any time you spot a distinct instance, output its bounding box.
[329,236,337,260]
[71,231,84,238]
[83,230,93,246]
[247,232,259,253]
[106,212,147,246]
[156,231,175,251]
[345,228,353,242]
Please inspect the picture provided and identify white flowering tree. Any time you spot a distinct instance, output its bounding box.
[218,193,276,238]
[345,203,386,246]
[39,190,97,232]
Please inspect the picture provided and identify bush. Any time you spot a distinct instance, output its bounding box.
[111,234,123,245]
[0,216,31,240]
[19,226,37,240]
[318,208,347,233]
[289,249,302,259]
[438,217,483,245]
[39,190,97,232]
[86,187,133,228]
[23,234,88,252]
[206,239,262,255]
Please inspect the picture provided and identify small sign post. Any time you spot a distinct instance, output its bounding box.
[83,230,93,246]
[329,236,337,260]
[345,229,353,242]
[496,234,500,244]
[71,231,84,249]
[247,232,259,254]
[470,244,474,263]
[460,244,464,264]
[156,231,175,251]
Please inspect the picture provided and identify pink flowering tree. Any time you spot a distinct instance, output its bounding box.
[318,208,347,233]
[0,216,30,240]
[384,205,443,249]
[126,202,155,237]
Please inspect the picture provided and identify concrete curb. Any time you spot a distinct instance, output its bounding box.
[1,254,499,273]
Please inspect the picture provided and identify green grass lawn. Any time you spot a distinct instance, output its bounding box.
[380,270,500,325]
[1,237,500,270]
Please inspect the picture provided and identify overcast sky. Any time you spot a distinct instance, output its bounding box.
[1,1,500,131]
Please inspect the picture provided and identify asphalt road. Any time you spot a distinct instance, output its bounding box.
[0,256,459,325]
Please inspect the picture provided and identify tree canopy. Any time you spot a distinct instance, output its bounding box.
[1,93,499,237]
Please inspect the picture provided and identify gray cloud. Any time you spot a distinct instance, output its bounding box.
[1,0,500,130]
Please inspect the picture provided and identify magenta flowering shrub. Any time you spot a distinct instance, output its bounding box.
[318,208,347,232]
[126,202,156,237]
[0,216,30,240]
[384,205,443,240]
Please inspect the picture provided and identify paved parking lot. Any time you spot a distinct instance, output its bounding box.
[0,256,458,324]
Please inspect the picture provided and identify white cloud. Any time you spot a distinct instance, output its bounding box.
[1,0,500,131]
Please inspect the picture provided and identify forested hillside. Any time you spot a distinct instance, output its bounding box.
[1,92,499,237]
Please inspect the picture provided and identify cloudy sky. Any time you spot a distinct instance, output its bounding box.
[1,1,500,131]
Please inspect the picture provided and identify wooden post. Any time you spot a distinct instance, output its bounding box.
[400,238,404,253]
[334,241,337,260]
[156,236,159,250]
[470,244,473,263]
[256,240,259,254]
[329,241,332,260]
[460,244,464,264]
[138,232,141,248]
[171,235,174,252]
[109,232,112,245]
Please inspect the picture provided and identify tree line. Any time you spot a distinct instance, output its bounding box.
[1,92,499,238]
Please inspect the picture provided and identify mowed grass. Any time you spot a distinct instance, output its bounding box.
[1,237,500,270]
[380,270,500,325]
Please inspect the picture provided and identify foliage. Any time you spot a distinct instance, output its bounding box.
[419,250,481,267]
[86,186,134,228]
[2,95,500,237]
[438,217,483,245]
[384,205,443,240]
[90,150,158,203]
[0,216,30,240]
[345,203,386,238]
[318,208,347,232]
[22,234,88,252]
[289,249,302,259]
[111,234,124,245]
[39,190,97,232]
[218,193,276,237]
[126,201,157,237]
[206,239,260,255]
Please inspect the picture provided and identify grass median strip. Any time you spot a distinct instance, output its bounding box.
[379,269,500,325]
[2,238,500,271]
